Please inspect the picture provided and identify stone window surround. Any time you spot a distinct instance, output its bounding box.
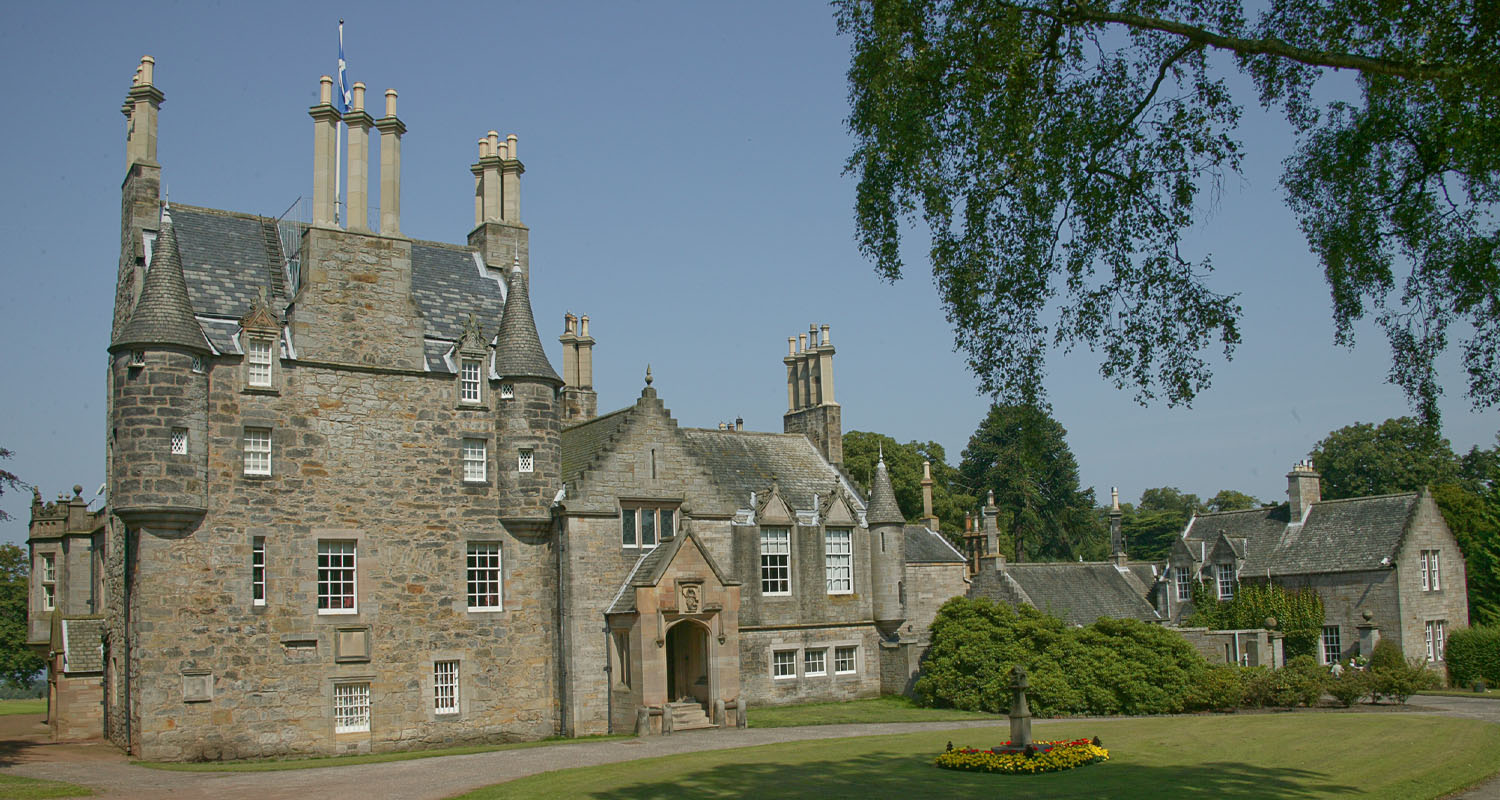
[425,650,469,719]
[457,358,485,406]
[760,527,792,597]
[313,529,368,620]
[621,504,677,550]
[824,528,853,595]
[1426,619,1447,662]
[771,649,797,680]
[462,437,489,483]
[331,678,373,735]
[1420,549,1442,591]
[804,647,827,676]
[170,427,188,455]
[243,335,277,392]
[1215,562,1235,600]
[518,448,534,474]
[768,639,862,681]
[243,427,273,477]
[39,552,56,611]
[465,541,503,612]
[1174,566,1192,602]
[1321,625,1341,665]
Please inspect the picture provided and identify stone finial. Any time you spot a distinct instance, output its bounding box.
[923,460,932,481]
[645,364,653,386]
[1111,486,1120,512]
[987,489,997,508]
[73,485,84,499]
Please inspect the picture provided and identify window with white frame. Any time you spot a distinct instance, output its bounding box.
[191,356,205,373]
[1215,562,1235,600]
[1322,625,1341,665]
[40,553,56,611]
[129,350,146,367]
[462,439,487,482]
[772,650,797,679]
[621,506,673,549]
[243,428,272,476]
[518,448,534,474]
[1421,550,1442,591]
[1427,620,1447,661]
[466,542,502,611]
[434,660,459,715]
[252,537,266,606]
[1175,566,1192,602]
[825,528,853,594]
[333,682,370,733]
[317,540,357,614]
[760,528,791,595]
[834,645,857,674]
[804,648,827,676]
[246,337,273,388]
[171,427,188,455]
[500,383,514,399]
[459,359,482,404]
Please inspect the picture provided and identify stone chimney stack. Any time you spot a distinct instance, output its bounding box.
[468,131,529,278]
[921,460,940,532]
[559,313,598,422]
[124,55,163,169]
[783,324,841,465]
[1109,486,1126,566]
[374,89,405,235]
[982,490,1002,569]
[344,83,373,232]
[1287,460,1321,521]
[309,76,341,227]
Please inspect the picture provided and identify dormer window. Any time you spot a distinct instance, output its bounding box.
[459,359,483,404]
[1174,566,1192,602]
[1216,562,1235,600]
[246,337,274,388]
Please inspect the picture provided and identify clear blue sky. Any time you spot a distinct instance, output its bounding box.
[1,1,1495,543]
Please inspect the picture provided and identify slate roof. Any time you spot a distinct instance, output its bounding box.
[987,563,1162,625]
[680,429,859,513]
[113,218,212,353]
[865,459,905,526]
[168,204,508,368]
[61,617,105,674]
[1183,494,1419,576]
[561,406,634,484]
[492,267,560,383]
[904,525,967,564]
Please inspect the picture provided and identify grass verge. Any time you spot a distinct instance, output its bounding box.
[135,733,632,772]
[1420,688,1500,699]
[748,695,1001,728]
[0,699,47,716]
[452,714,1500,800]
[0,774,94,798]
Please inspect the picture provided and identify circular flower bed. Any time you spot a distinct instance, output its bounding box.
[934,739,1109,774]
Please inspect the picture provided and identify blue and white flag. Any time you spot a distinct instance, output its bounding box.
[336,20,351,114]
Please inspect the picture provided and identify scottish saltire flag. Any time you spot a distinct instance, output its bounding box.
[336,20,351,114]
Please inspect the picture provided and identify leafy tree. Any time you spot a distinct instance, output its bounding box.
[1433,480,1500,626]
[843,431,975,537]
[1140,487,1204,516]
[1121,505,1190,562]
[0,543,43,690]
[0,447,24,522]
[1311,417,1459,500]
[836,0,1499,423]
[959,404,1103,561]
[1206,489,1262,512]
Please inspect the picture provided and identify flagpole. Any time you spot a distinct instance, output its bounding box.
[335,20,345,226]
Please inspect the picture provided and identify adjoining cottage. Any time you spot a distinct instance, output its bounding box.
[25,57,967,759]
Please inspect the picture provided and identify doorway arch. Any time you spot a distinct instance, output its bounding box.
[664,619,711,706]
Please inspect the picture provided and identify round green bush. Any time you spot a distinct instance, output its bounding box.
[1446,627,1500,688]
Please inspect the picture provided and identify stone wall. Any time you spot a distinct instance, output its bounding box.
[1394,493,1470,669]
[738,625,882,704]
[50,670,104,741]
[124,355,558,761]
[288,227,425,371]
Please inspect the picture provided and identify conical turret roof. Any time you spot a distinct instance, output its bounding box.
[112,214,210,353]
[866,456,905,526]
[493,265,561,384]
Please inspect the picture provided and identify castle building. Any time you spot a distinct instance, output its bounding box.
[25,57,966,759]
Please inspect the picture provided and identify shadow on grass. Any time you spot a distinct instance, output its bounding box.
[577,751,1355,799]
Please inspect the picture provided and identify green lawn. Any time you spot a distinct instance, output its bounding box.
[1420,688,1500,700]
[748,695,1002,728]
[453,714,1500,800]
[137,733,632,772]
[0,774,94,798]
[0,698,47,716]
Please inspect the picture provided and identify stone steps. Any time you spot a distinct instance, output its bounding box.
[667,701,715,731]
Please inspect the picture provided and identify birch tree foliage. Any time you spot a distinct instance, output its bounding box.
[837,0,1499,423]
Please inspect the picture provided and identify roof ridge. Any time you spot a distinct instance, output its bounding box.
[563,405,633,433]
[169,203,270,222]
[1195,506,1277,518]
[1313,492,1420,505]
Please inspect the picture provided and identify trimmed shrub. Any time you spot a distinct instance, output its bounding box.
[1327,669,1371,707]
[1187,664,1244,711]
[1283,655,1329,707]
[1447,627,1500,688]
[915,597,1206,716]
[1369,639,1406,672]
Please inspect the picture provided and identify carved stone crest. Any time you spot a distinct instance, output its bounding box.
[681,584,701,614]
